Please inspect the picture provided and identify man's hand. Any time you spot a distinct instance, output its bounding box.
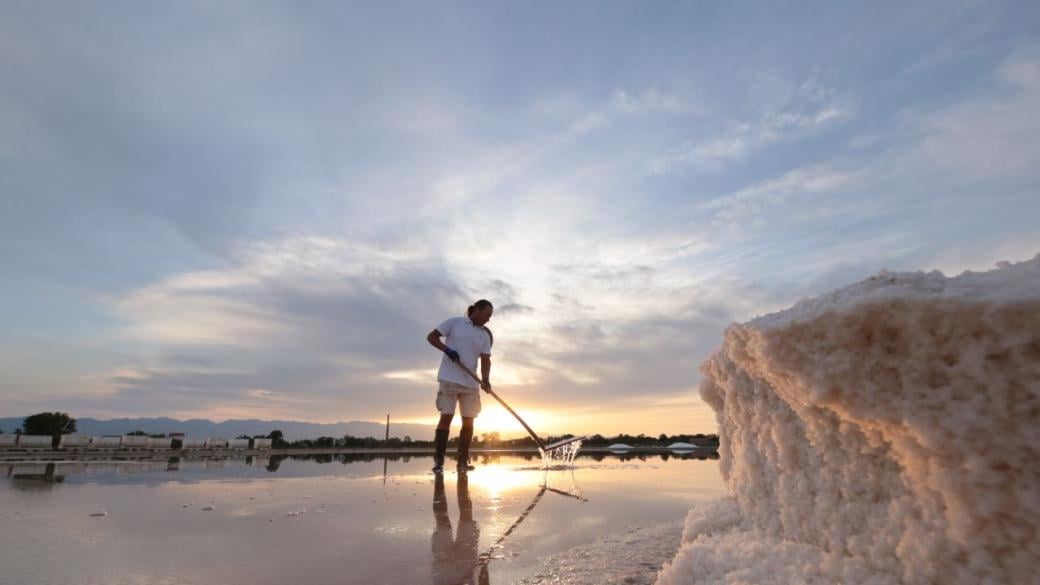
[444,347,460,362]
[480,380,492,393]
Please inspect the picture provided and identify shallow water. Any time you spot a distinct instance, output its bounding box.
[0,452,724,585]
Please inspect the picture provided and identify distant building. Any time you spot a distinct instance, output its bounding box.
[121,435,148,449]
[59,434,91,449]
[93,436,121,449]
[18,435,53,449]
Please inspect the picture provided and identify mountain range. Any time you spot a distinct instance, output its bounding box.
[0,416,436,441]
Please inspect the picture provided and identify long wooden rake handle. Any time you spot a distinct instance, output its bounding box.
[452,360,547,451]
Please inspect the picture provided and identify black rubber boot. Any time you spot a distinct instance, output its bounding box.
[432,428,449,473]
[457,426,475,472]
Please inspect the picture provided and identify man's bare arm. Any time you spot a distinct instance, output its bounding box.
[480,354,491,391]
[427,329,447,352]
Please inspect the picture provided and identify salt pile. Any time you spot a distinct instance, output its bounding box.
[657,255,1040,585]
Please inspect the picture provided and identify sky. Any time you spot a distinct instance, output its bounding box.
[2,1,1038,437]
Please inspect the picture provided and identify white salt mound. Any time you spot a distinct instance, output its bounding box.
[656,255,1040,585]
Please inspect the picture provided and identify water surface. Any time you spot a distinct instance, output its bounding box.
[0,452,725,584]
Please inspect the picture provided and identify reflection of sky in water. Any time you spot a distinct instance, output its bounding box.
[0,454,724,584]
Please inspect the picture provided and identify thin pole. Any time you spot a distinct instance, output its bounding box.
[452,361,547,451]
[385,414,390,441]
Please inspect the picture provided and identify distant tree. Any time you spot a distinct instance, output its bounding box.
[403,435,412,443]
[126,430,148,436]
[236,434,251,440]
[658,433,669,443]
[481,431,500,447]
[269,430,287,448]
[265,455,285,472]
[315,436,335,448]
[22,412,76,436]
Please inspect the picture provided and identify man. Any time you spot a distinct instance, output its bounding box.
[426,299,493,473]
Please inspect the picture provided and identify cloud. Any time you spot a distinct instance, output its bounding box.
[98,210,753,425]
[117,234,465,350]
[649,71,850,174]
[496,303,535,315]
[679,46,1040,287]
[96,39,1040,425]
[83,233,473,420]
[609,88,693,115]
[694,164,859,242]
[4,2,1039,437]
[903,49,1040,182]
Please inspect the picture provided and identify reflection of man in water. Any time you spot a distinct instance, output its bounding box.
[431,473,489,585]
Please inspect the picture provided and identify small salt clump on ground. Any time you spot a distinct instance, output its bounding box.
[88,510,108,517]
[656,255,1040,585]
[522,522,684,585]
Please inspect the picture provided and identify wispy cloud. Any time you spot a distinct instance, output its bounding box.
[609,88,694,115]
[649,71,850,174]
[698,164,859,238]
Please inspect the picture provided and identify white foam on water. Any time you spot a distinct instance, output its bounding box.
[656,255,1040,585]
[540,439,584,469]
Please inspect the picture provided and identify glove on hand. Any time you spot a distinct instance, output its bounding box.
[444,348,460,362]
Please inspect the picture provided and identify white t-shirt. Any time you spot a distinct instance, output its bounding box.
[436,316,492,388]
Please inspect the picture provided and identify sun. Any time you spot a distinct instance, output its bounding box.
[471,402,551,438]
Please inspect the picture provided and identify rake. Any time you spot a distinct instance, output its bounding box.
[453,361,587,452]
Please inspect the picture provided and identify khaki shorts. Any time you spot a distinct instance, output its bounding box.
[436,381,482,417]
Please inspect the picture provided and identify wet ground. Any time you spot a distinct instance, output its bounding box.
[0,452,725,585]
